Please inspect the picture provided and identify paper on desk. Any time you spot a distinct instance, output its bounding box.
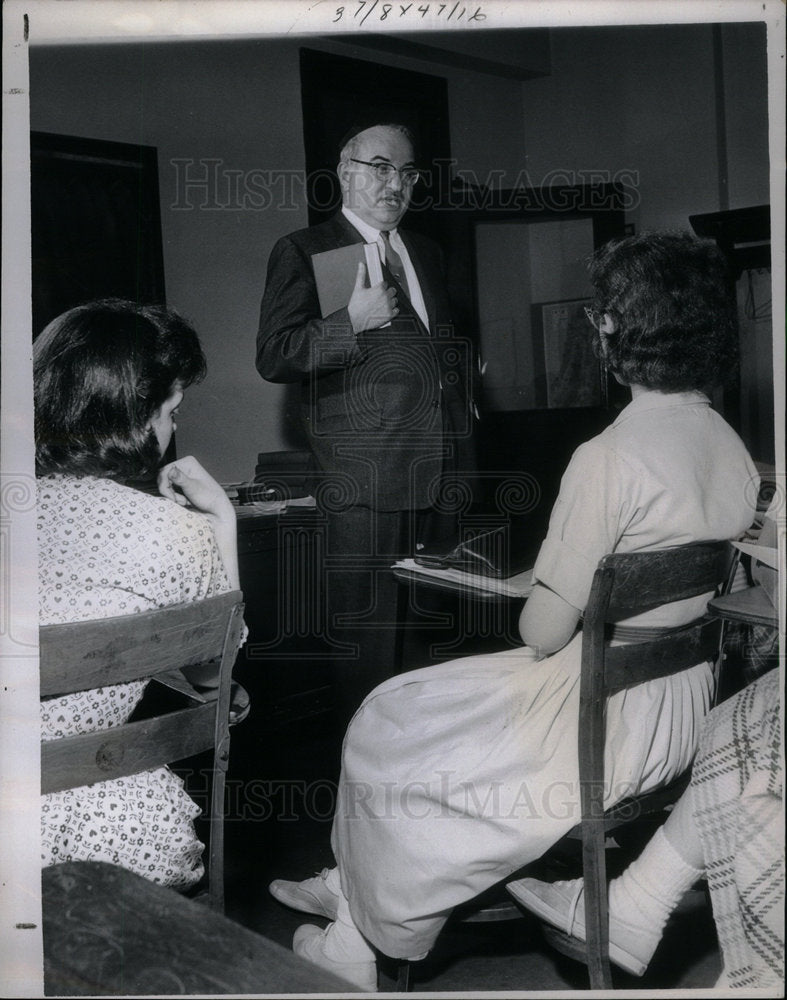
[394,559,534,598]
[234,495,318,514]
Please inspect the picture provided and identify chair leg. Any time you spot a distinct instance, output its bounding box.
[395,960,411,991]
[582,817,613,990]
[208,760,228,913]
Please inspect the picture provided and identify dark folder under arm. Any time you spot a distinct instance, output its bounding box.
[311,243,383,317]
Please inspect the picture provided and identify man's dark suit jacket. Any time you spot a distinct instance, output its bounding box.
[256,212,475,511]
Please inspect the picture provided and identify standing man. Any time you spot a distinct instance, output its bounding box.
[257,123,476,726]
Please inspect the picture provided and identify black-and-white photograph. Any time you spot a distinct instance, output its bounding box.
[1,1,783,996]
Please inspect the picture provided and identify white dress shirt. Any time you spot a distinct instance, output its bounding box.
[342,206,430,331]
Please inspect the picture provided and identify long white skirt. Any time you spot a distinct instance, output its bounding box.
[332,634,713,959]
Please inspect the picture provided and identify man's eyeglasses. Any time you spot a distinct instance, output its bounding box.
[584,305,605,330]
[350,159,420,186]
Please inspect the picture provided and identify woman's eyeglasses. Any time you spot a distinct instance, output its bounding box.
[584,305,605,330]
[350,159,420,186]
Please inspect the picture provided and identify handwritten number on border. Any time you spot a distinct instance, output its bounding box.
[333,3,485,21]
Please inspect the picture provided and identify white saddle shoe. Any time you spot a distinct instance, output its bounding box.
[269,868,340,920]
[507,877,659,977]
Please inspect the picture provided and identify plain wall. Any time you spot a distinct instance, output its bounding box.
[721,21,771,209]
[519,22,769,228]
[28,22,773,478]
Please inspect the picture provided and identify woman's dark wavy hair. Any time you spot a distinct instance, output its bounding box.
[588,230,738,391]
[34,299,207,479]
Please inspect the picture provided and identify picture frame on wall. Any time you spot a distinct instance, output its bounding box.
[469,186,627,414]
[531,297,606,409]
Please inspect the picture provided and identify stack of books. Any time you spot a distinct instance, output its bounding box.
[224,450,317,505]
[251,450,315,500]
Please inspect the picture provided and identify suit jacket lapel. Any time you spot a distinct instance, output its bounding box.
[332,212,367,248]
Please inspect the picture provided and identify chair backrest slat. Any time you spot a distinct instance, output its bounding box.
[39,590,242,697]
[601,619,721,694]
[596,542,732,620]
[41,703,217,794]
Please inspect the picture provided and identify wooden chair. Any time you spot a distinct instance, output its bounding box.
[40,590,245,912]
[394,540,733,991]
[536,540,733,988]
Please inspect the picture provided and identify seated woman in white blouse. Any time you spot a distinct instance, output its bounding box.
[36,298,238,889]
[268,231,760,992]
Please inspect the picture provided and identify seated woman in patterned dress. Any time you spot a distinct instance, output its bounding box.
[36,299,239,889]
[267,232,761,992]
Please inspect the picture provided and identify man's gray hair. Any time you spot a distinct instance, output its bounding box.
[339,123,415,163]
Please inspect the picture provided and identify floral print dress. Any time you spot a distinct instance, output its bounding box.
[39,475,231,889]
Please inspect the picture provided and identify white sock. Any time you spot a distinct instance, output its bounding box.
[609,825,704,935]
[321,886,376,964]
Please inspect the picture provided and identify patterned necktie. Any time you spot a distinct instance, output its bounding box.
[380,231,410,298]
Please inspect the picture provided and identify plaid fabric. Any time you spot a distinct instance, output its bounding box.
[693,668,783,988]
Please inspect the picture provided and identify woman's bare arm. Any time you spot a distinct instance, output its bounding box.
[157,456,240,590]
[519,582,581,657]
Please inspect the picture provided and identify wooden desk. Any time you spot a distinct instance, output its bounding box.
[392,564,533,602]
[707,584,778,699]
[707,585,778,628]
[234,505,335,728]
[43,861,360,995]
[392,564,530,666]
